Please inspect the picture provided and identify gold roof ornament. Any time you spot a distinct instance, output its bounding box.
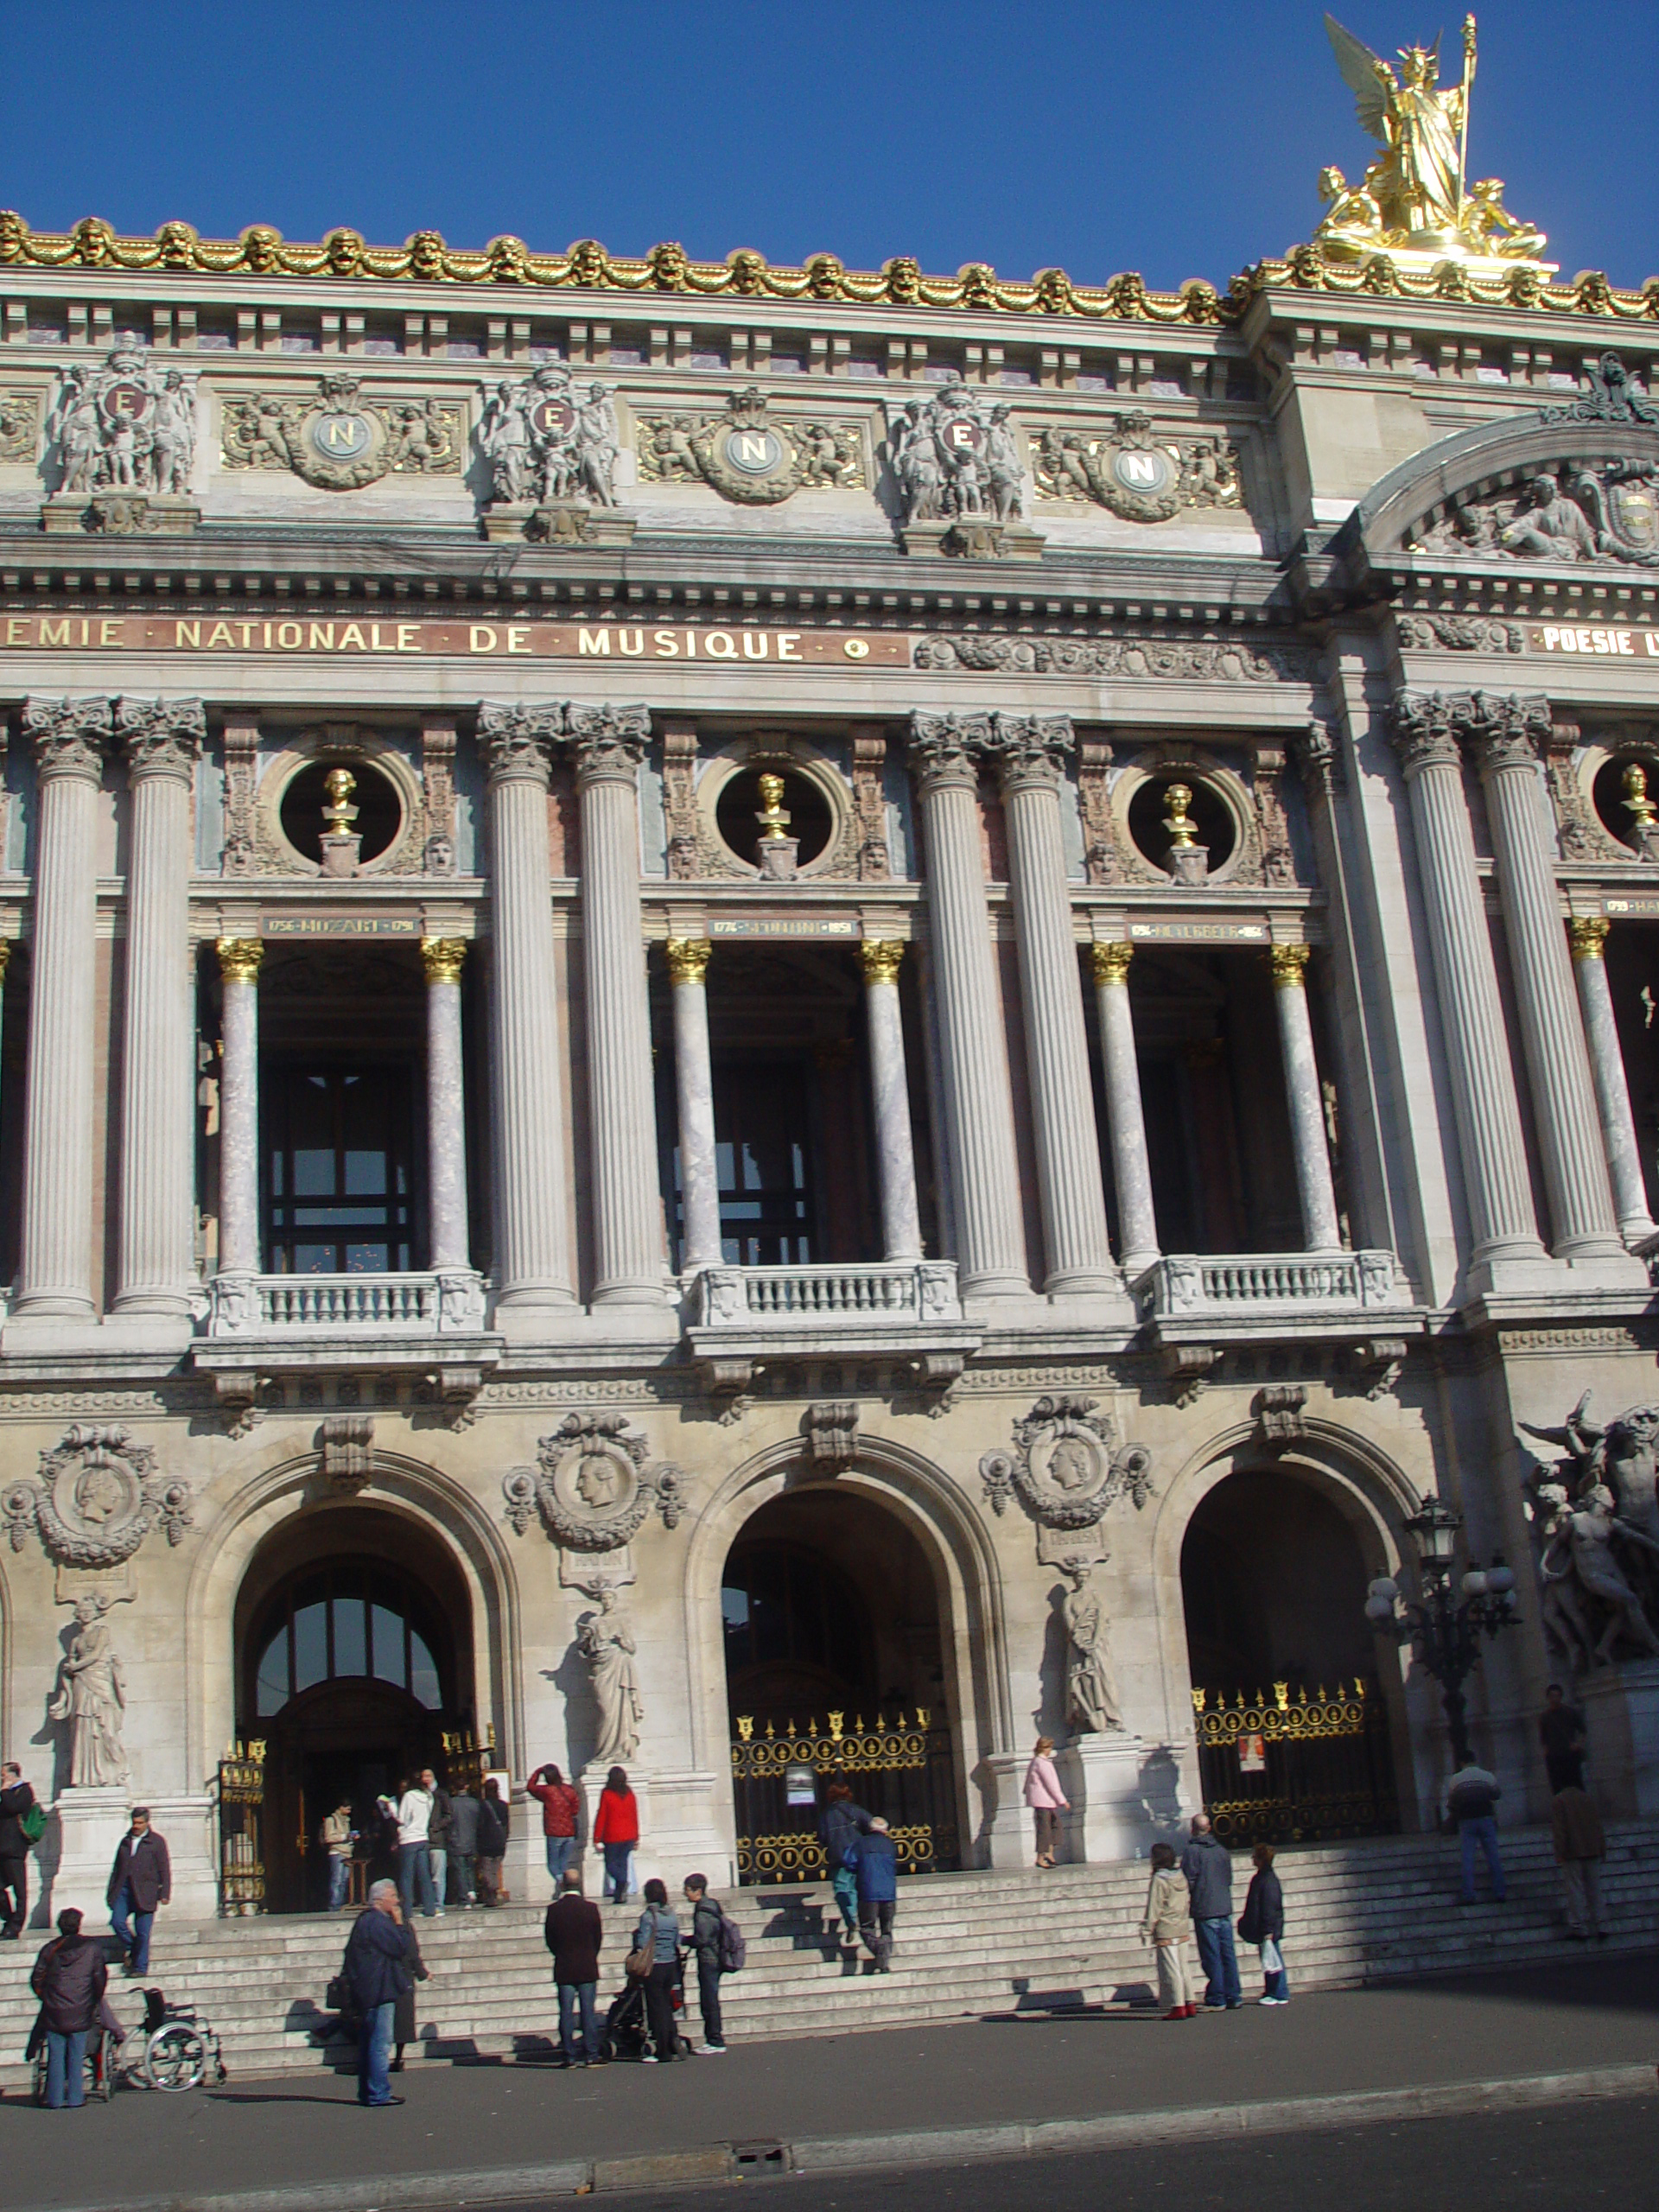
[1315,15,1553,274]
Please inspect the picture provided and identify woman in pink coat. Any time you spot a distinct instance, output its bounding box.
[1022,1736,1069,1868]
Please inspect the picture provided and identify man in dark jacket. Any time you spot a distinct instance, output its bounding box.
[343,1878,414,2107]
[448,1784,480,1908]
[474,1778,508,1906]
[845,1817,899,1973]
[545,1866,603,2066]
[1,1760,37,1938]
[107,1807,170,1976]
[683,1873,728,2050]
[1180,1814,1242,2009]
[31,1907,108,2107]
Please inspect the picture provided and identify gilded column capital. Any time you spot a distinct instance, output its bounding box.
[478,702,563,787]
[567,702,651,787]
[664,936,712,986]
[116,696,206,780]
[859,938,906,987]
[907,710,990,794]
[0,939,13,982]
[1090,941,1135,988]
[1567,916,1611,962]
[1455,690,1554,775]
[987,711,1074,791]
[1269,942,1313,989]
[216,936,264,985]
[421,937,467,986]
[22,696,111,783]
[1388,691,1461,779]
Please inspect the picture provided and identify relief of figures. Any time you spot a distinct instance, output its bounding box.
[887,381,1025,525]
[1032,411,1241,524]
[1412,461,1659,568]
[48,348,199,497]
[636,388,863,505]
[477,365,620,507]
[1522,1395,1659,1669]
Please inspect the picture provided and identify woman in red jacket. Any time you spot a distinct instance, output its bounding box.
[593,1766,639,1904]
[526,1763,583,1889]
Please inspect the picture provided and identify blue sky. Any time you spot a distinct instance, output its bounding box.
[5,1,1655,289]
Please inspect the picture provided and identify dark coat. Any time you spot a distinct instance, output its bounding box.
[428,1790,453,1850]
[342,1906,414,2013]
[476,1794,509,1858]
[30,1933,108,2035]
[817,1798,871,1866]
[545,1892,603,1984]
[1237,1866,1285,1945]
[689,1895,725,1962]
[0,1779,36,1858]
[393,1923,430,2044]
[448,1791,480,1856]
[845,1830,898,1904]
[107,1828,171,1912]
[1180,1834,1234,1919]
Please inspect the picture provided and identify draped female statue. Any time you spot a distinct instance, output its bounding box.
[48,1594,130,1788]
[579,1586,643,1767]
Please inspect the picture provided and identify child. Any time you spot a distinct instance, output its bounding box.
[1140,1840,1195,2018]
[1237,1841,1288,2004]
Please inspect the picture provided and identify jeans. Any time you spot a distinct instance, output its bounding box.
[557,1979,599,2060]
[602,1842,631,1902]
[0,1852,26,1933]
[831,1865,858,1933]
[644,1961,678,2057]
[45,2029,86,2108]
[110,1884,155,1974]
[328,1855,352,1911]
[858,1897,895,1968]
[1259,1944,1290,2000]
[397,1841,437,1917]
[358,1999,397,2105]
[1193,1915,1242,2006]
[429,1848,448,1905]
[1459,1815,1506,1902]
[545,1834,578,1885]
[451,1852,474,1904]
[695,1953,723,2044]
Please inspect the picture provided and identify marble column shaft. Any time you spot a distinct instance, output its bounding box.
[859,941,924,1263]
[1568,918,1656,1243]
[1269,944,1343,1253]
[1389,697,1546,1268]
[422,938,471,1271]
[1472,708,1624,1261]
[992,717,1115,1294]
[115,698,204,1315]
[481,705,576,1311]
[908,715,1027,1297]
[1089,944,1159,1275]
[15,697,111,1318]
[570,705,664,1306]
[216,938,263,1274]
[665,938,722,1271]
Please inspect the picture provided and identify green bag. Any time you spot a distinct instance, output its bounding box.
[19,1802,46,1845]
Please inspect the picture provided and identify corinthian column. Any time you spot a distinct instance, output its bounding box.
[569,702,664,1307]
[421,938,471,1270]
[858,940,923,1262]
[1388,693,1548,1280]
[665,938,722,1271]
[113,697,204,1317]
[1089,943,1159,1276]
[908,714,1027,1298]
[1463,694,1633,1271]
[480,704,575,1314]
[1567,918,1656,1244]
[988,714,1115,1294]
[1268,944,1343,1252]
[216,938,263,1274]
[13,697,111,1319]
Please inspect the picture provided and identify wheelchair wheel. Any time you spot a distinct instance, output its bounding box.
[91,2032,112,2101]
[145,2020,207,2092]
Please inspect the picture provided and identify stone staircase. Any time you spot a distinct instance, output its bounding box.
[5,1821,1656,2087]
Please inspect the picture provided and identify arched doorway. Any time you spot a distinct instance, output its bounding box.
[1179,1465,1398,1846]
[721,1487,960,1883]
[235,1505,477,1912]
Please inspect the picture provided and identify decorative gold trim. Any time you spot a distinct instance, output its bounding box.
[421,937,467,986]
[216,937,264,984]
[1090,942,1134,988]
[0,940,12,983]
[858,939,905,987]
[1269,944,1312,989]
[1567,916,1611,962]
[664,937,712,987]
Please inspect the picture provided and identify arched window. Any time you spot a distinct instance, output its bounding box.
[248,1558,448,1719]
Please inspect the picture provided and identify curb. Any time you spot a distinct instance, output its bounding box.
[20,2062,1656,2212]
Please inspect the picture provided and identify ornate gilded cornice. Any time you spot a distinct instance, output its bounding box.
[116,696,205,779]
[1567,917,1611,963]
[566,702,651,788]
[858,939,906,988]
[1243,241,1659,320]
[1090,942,1134,988]
[907,711,992,794]
[477,702,562,787]
[664,938,712,987]
[22,696,111,782]
[421,938,467,986]
[216,937,264,984]
[987,711,1074,791]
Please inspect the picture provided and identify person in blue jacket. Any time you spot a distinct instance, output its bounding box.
[844,1815,899,1972]
[341,1878,415,2107]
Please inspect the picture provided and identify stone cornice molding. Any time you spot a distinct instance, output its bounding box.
[908,711,992,795]
[478,702,563,788]
[22,695,111,783]
[566,702,651,789]
[116,695,205,780]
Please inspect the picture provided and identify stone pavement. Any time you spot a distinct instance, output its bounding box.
[3,1951,1656,2211]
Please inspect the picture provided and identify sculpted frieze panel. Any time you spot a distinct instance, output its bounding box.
[502,1412,685,1552]
[3,1425,192,1570]
[1408,461,1659,567]
[887,381,1024,526]
[1032,410,1241,521]
[0,390,40,464]
[48,348,198,495]
[913,633,1315,683]
[638,388,865,505]
[477,365,620,507]
[221,372,462,489]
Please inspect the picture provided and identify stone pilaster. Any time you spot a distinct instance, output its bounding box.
[480,703,576,1315]
[1088,943,1159,1276]
[1268,944,1343,1253]
[113,696,204,1317]
[421,938,471,1271]
[858,940,924,1262]
[569,702,665,1308]
[215,938,263,1275]
[13,696,111,1319]
[1462,692,1636,1274]
[1567,917,1656,1244]
[987,713,1116,1295]
[907,713,1028,1298]
[664,938,722,1271]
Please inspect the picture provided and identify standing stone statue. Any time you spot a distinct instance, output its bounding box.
[48,1594,130,1788]
[1060,1560,1122,1733]
[579,1586,643,1766]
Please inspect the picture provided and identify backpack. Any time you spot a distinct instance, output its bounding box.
[20,1802,47,1846]
[713,1900,747,1974]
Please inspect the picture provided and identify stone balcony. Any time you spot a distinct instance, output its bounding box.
[684,1257,980,1378]
[1137,1249,1418,1344]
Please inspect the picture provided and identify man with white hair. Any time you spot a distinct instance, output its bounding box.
[341,1878,414,2107]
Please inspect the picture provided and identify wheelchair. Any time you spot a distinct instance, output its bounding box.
[136,1986,227,2092]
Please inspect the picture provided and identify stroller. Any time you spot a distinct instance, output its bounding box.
[601,1961,685,2060]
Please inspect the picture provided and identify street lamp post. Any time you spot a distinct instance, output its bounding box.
[1364,1496,1520,1767]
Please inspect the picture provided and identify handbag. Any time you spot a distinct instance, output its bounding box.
[624,1908,658,1980]
[19,1802,46,1845]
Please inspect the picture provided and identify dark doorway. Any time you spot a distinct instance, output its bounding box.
[264,1067,416,1274]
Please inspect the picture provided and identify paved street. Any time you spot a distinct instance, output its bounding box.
[2,1952,1656,2211]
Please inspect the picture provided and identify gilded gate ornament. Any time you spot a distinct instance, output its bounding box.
[221,372,462,489]
[637,388,864,505]
[3,1425,192,1570]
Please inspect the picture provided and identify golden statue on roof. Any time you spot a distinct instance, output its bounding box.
[1316,15,1550,271]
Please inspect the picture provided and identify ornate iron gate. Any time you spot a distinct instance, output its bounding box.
[730,1710,959,1884]
[1192,1680,1398,1847]
[215,1740,267,1915]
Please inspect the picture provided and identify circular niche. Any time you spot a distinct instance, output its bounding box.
[716,764,834,868]
[1592,751,1659,853]
[1126,773,1236,874]
[279,757,403,867]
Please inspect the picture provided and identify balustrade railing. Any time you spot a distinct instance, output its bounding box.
[1140,1249,1402,1319]
[692,1259,961,1327]
[206,1268,486,1335]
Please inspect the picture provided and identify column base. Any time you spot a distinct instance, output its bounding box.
[976,1751,1038,1870]
[1558,1241,1651,1287]
[1056,1735,1156,1865]
[8,1292,97,1322]
[111,1289,195,1319]
[1042,1265,1123,1298]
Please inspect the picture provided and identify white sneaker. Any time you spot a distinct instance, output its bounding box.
[1259,1995,1287,2005]
[641,2053,658,2063]
[704,2043,727,2053]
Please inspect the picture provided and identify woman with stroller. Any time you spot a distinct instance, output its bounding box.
[633,1877,685,2062]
